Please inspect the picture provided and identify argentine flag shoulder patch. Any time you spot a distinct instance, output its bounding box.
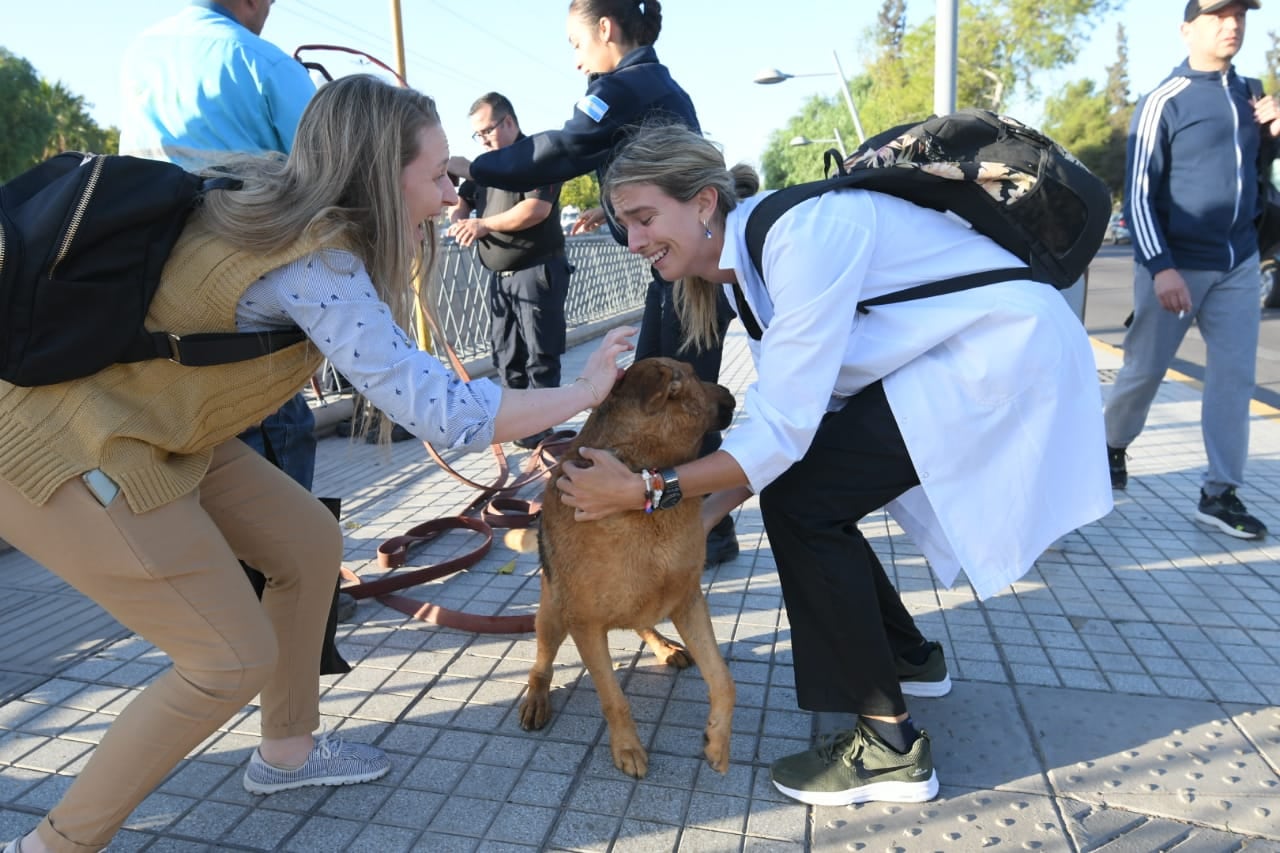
[576,94,610,123]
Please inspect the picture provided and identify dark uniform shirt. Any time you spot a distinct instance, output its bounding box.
[469,45,700,246]
[458,133,564,273]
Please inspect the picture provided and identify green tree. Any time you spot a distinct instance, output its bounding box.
[760,95,854,189]
[0,48,55,181]
[1105,24,1130,113]
[1262,30,1279,94]
[38,79,116,158]
[559,173,599,210]
[876,0,907,57]
[1042,79,1127,199]
[761,0,1121,187]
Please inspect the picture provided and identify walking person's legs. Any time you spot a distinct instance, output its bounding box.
[1194,257,1261,490]
[1189,256,1266,537]
[1105,263,1194,486]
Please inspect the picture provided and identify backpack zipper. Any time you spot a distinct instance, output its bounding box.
[50,154,106,275]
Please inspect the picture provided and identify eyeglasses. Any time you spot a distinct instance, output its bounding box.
[472,115,508,141]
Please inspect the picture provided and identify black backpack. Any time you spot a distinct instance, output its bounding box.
[0,152,306,387]
[1246,79,1280,255]
[735,109,1110,339]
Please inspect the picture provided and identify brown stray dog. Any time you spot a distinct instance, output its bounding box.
[519,357,737,778]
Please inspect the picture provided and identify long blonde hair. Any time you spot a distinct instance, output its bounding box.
[199,74,441,351]
[603,125,759,352]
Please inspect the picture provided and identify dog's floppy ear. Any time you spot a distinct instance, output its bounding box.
[628,360,681,414]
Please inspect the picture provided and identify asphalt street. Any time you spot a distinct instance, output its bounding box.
[1084,242,1280,407]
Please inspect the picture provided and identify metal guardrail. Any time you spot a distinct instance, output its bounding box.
[430,232,652,363]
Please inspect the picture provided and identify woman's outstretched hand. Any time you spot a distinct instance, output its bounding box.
[557,447,642,521]
[570,206,607,235]
[576,325,636,406]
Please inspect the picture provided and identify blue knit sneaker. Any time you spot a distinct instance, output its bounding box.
[243,731,390,795]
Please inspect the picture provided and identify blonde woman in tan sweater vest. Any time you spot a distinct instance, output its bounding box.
[0,75,634,853]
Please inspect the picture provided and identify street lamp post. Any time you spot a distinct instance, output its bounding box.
[789,127,847,158]
[753,50,866,145]
[935,0,958,115]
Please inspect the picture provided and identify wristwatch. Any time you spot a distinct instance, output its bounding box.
[656,467,682,510]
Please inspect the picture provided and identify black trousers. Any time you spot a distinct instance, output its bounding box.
[490,255,571,389]
[635,274,735,456]
[758,380,927,717]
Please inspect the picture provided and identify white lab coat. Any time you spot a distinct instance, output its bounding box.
[719,189,1113,600]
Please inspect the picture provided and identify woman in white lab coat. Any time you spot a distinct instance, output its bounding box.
[555,124,1113,808]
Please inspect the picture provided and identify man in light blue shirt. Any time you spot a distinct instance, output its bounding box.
[120,0,316,169]
[120,0,318,489]
[118,1,355,633]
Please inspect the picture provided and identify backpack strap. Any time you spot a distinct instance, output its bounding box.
[119,328,310,367]
[734,179,848,341]
[1246,77,1280,254]
[857,267,1032,310]
[735,180,1032,341]
[117,173,295,369]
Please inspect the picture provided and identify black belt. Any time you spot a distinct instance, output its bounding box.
[493,252,563,277]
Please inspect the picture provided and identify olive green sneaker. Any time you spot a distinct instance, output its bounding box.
[896,640,952,698]
[770,720,939,806]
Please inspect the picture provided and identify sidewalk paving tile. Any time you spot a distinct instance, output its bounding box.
[2,330,1279,850]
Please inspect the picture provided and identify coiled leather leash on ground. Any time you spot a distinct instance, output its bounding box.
[340,347,576,633]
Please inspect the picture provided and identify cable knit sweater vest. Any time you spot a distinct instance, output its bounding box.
[0,215,327,513]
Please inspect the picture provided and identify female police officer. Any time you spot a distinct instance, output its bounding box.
[448,0,741,565]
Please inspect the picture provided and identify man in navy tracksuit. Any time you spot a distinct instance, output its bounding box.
[1106,0,1279,538]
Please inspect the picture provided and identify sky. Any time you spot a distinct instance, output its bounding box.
[2,0,1275,172]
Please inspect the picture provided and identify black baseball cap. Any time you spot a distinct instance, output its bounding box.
[1184,0,1260,22]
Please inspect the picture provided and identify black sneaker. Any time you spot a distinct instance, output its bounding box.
[770,720,938,806]
[705,515,740,567]
[896,641,952,698]
[1195,488,1267,540]
[513,428,554,450]
[1107,446,1128,490]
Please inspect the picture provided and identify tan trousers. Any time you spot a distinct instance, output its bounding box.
[0,441,340,853]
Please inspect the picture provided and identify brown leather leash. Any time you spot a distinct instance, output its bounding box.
[339,431,572,633]
[339,295,579,633]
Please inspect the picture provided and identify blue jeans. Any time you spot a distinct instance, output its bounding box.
[237,392,317,490]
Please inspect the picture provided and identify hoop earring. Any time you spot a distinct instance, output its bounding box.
[702,221,713,239]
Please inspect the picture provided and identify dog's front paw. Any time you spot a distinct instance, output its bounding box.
[612,740,649,778]
[519,693,552,730]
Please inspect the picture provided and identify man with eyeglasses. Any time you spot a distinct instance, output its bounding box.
[449,93,572,450]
